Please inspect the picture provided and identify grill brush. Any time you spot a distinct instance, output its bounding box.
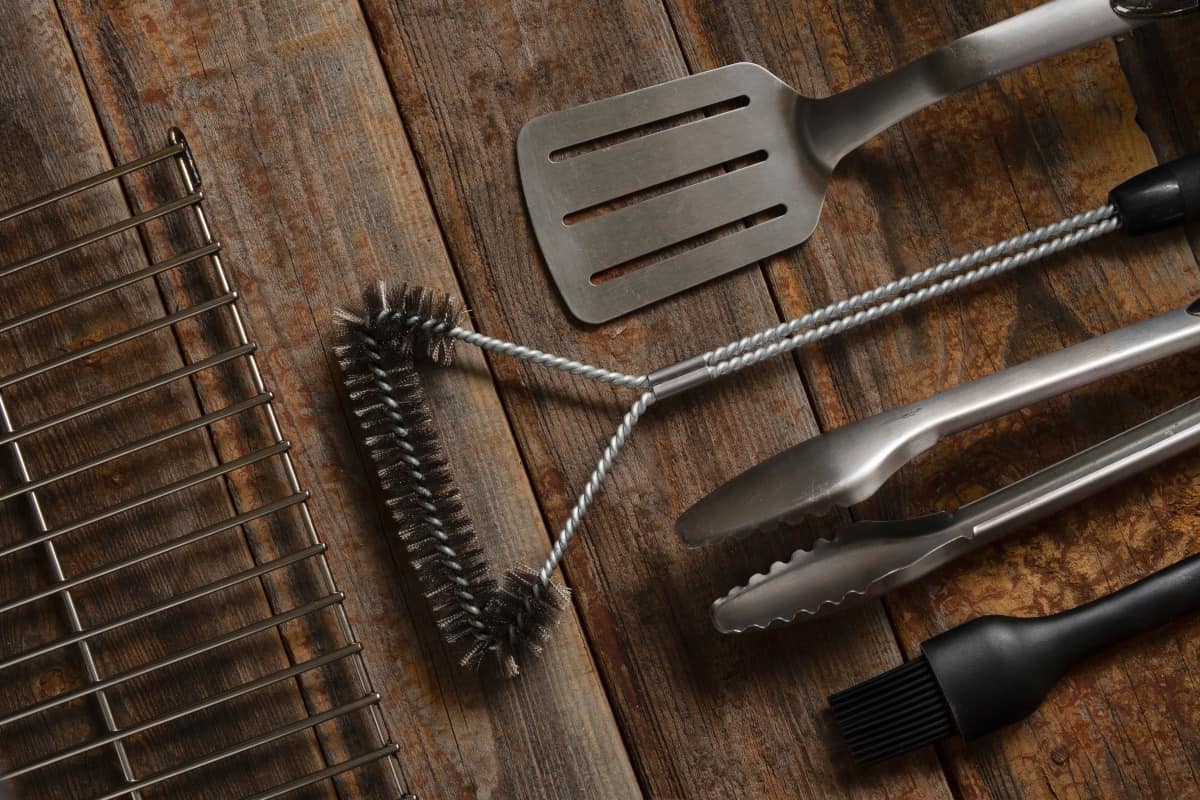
[829,550,1200,764]
[337,152,1198,675]
[336,287,569,676]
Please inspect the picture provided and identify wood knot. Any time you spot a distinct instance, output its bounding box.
[35,668,67,700]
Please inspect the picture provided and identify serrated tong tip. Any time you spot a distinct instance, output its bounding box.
[711,514,962,633]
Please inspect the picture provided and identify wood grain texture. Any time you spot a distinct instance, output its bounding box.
[665,1,1200,797]
[7,0,1200,797]
[53,0,640,798]
[360,1,948,798]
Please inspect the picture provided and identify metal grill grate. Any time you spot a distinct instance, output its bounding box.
[0,129,410,799]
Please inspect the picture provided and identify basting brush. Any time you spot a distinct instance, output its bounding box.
[829,551,1200,764]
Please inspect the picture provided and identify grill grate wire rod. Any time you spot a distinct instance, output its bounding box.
[0,129,412,799]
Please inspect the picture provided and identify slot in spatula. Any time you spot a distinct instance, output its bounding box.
[517,0,1152,323]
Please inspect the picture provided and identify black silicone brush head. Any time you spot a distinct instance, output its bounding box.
[828,655,956,764]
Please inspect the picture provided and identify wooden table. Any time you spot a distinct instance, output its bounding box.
[2,1,1199,798]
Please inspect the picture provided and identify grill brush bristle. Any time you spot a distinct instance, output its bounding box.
[336,282,567,677]
[472,568,570,675]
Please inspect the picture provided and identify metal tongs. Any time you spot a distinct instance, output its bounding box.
[679,136,1200,632]
[685,302,1200,632]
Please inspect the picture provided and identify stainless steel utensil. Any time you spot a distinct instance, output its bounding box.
[713,392,1200,632]
[678,301,1200,546]
[1113,0,1199,15]
[518,0,1154,323]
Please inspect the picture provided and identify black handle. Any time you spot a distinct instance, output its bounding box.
[1111,153,1200,235]
[1035,550,1200,659]
[923,551,1200,740]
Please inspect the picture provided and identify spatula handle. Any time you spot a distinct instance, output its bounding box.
[808,0,1143,167]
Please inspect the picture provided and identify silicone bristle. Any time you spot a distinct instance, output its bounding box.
[828,656,957,764]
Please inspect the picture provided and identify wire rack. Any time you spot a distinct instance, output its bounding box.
[0,129,411,799]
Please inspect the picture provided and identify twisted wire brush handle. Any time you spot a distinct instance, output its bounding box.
[524,206,1119,587]
[703,212,1121,379]
[344,202,1122,675]
[703,205,1116,366]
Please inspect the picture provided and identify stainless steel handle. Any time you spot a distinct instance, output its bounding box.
[851,304,1200,505]
[964,394,1200,541]
[808,0,1140,167]
[872,392,1200,599]
[843,393,1200,614]
[805,303,1200,513]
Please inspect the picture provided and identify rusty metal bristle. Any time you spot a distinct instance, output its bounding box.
[337,283,499,657]
[337,282,573,677]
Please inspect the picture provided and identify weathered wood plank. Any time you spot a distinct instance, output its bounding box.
[361,1,952,797]
[0,2,332,797]
[666,0,1200,796]
[54,1,641,797]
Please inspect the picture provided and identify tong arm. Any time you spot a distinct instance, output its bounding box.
[680,302,1200,546]
[713,393,1200,632]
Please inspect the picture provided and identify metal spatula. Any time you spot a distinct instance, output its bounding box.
[518,0,1166,323]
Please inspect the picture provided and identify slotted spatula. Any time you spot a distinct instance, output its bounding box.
[518,0,1173,323]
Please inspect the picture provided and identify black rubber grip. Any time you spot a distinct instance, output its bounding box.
[923,551,1200,740]
[1110,153,1200,235]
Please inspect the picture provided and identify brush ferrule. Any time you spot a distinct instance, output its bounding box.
[648,356,712,400]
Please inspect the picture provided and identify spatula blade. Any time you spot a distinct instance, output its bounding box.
[518,63,827,323]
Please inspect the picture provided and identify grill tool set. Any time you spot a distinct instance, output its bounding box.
[6,1,1200,793]
[337,0,1200,764]
[340,153,1200,675]
[518,0,1194,322]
